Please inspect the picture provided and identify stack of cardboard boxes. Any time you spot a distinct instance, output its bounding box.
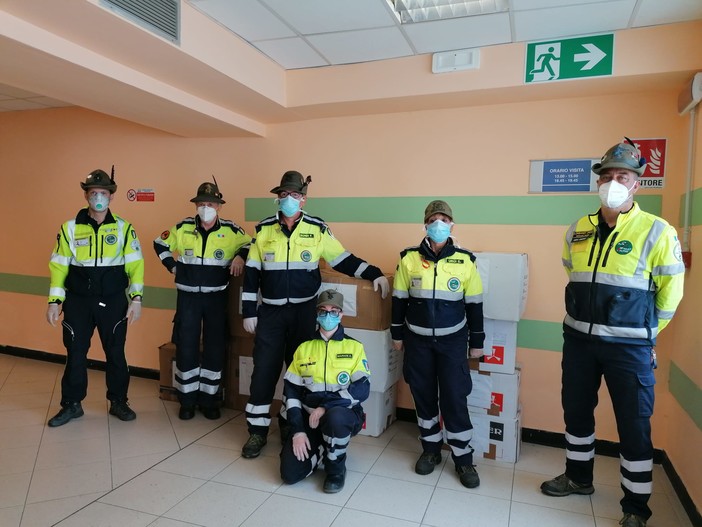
[160,270,398,438]
[320,269,398,437]
[468,252,529,463]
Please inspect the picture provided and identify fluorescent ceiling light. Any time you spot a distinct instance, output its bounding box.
[388,0,509,24]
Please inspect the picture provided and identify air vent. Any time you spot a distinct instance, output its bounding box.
[101,0,179,43]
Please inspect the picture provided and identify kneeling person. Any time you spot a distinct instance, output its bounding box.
[280,289,369,493]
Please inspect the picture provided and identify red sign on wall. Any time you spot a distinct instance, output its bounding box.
[633,138,667,188]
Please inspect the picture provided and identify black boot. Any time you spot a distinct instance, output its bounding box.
[48,402,84,427]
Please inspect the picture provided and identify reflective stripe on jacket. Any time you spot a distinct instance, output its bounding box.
[283,325,370,435]
[391,238,485,348]
[562,202,684,344]
[48,208,144,302]
[153,216,251,292]
[242,212,382,317]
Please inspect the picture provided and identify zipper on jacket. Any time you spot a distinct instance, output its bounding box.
[432,263,438,339]
[601,232,619,268]
[587,229,599,267]
[587,227,608,335]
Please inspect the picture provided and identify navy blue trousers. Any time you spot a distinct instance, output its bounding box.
[403,328,474,467]
[246,300,317,436]
[61,292,130,404]
[562,332,656,520]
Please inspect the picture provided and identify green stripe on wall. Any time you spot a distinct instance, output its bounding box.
[669,361,702,431]
[517,319,563,352]
[246,195,662,225]
[679,187,702,227]
[0,273,176,310]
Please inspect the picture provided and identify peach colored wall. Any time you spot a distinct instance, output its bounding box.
[0,90,698,507]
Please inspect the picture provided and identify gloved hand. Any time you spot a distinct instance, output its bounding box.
[469,348,484,359]
[46,303,61,327]
[373,275,390,299]
[243,317,258,334]
[126,299,142,325]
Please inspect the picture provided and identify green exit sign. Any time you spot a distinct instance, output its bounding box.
[525,34,614,83]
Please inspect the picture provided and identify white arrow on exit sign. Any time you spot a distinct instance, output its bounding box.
[574,43,606,71]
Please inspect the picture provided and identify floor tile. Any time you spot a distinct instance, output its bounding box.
[26,460,112,503]
[511,469,594,515]
[509,501,596,527]
[162,481,270,527]
[0,505,22,527]
[111,451,173,487]
[20,491,106,527]
[275,468,365,506]
[0,471,32,508]
[369,447,444,486]
[35,435,111,470]
[345,474,434,523]
[212,454,282,492]
[423,487,511,527]
[98,469,205,515]
[53,502,157,526]
[156,443,240,480]
[0,445,39,476]
[240,493,340,527]
[330,508,419,527]
[436,459,514,500]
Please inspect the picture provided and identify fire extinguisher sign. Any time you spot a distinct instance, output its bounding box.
[633,138,667,189]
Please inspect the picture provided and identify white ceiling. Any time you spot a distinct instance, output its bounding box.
[189,0,702,69]
[1,0,700,133]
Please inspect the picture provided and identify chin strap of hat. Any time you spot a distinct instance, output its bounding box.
[110,165,116,184]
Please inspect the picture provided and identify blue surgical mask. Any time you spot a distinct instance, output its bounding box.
[88,193,110,212]
[317,312,341,331]
[278,195,301,217]
[426,220,451,243]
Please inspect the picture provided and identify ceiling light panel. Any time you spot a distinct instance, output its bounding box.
[261,0,396,34]
[390,0,509,23]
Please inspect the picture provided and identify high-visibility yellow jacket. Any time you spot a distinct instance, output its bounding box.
[48,208,144,302]
[242,212,382,317]
[153,216,250,293]
[391,238,485,347]
[562,202,685,344]
[283,326,370,435]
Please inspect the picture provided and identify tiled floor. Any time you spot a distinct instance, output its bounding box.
[0,353,693,527]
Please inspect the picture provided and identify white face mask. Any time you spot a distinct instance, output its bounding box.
[88,193,110,212]
[197,205,217,223]
[598,180,633,209]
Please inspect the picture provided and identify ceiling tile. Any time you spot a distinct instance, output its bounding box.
[402,12,511,54]
[0,99,49,111]
[634,0,702,27]
[260,0,396,34]
[29,96,73,107]
[255,38,329,69]
[512,0,607,10]
[191,0,295,41]
[513,1,636,42]
[0,83,42,98]
[307,27,414,65]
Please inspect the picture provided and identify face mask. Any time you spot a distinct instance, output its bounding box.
[426,220,451,243]
[278,195,301,217]
[88,193,110,212]
[598,180,633,209]
[317,312,341,332]
[197,205,217,223]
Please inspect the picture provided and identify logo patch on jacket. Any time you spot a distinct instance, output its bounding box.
[362,359,370,373]
[447,277,461,292]
[214,249,224,260]
[299,233,314,238]
[615,240,633,255]
[300,250,312,262]
[160,230,170,240]
[337,371,350,385]
[105,234,117,245]
[75,237,90,247]
[336,353,353,359]
[446,258,464,264]
[571,230,594,243]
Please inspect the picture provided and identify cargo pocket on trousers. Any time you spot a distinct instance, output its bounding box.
[637,372,656,417]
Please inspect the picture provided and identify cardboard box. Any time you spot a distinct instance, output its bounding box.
[320,269,392,330]
[344,328,403,392]
[475,318,518,374]
[358,383,397,437]
[475,252,528,322]
[469,410,521,463]
[468,365,521,419]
